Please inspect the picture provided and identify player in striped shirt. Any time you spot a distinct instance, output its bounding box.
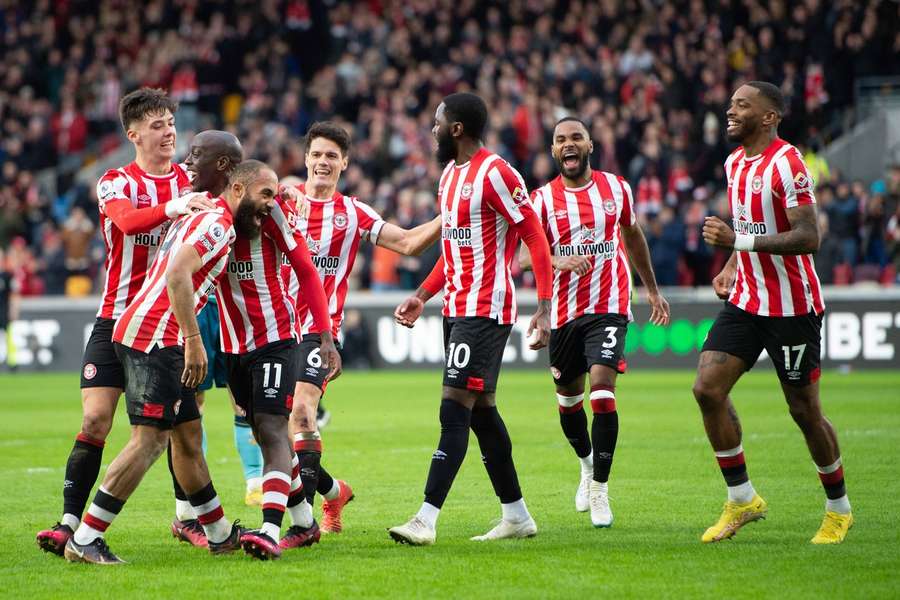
[214,160,337,560]
[282,122,441,536]
[520,117,670,528]
[696,81,851,545]
[63,157,276,564]
[37,88,216,557]
[389,93,555,545]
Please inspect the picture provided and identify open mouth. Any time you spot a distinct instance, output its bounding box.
[726,119,740,132]
[562,150,580,170]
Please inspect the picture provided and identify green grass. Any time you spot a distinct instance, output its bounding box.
[2,369,899,598]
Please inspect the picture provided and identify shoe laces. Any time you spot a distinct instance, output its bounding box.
[591,491,611,512]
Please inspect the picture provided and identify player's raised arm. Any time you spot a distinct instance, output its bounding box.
[165,243,207,388]
[376,215,442,256]
[99,172,214,235]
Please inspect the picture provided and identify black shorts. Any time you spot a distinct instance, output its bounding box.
[442,317,512,394]
[702,302,823,386]
[295,334,342,392]
[81,318,125,389]
[114,343,200,429]
[549,313,628,385]
[227,339,299,418]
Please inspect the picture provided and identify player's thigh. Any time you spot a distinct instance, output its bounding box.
[581,313,629,377]
[762,311,823,388]
[114,344,185,430]
[549,320,588,393]
[247,340,300,419]
[696,304,762,397]
[441,317,512,395]
[80,318,125,390]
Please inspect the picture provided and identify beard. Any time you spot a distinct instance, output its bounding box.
[234,198,262,238]
[435,128,456,164]
[554,152,590,180]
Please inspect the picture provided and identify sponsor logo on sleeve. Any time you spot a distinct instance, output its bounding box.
[793,172,813,193]
[209,223,226,242]
[98,181,116,201]
[512,186,529,206]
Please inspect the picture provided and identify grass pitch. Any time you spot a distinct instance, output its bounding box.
[2,369,898,598]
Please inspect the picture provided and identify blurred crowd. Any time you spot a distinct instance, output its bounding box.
[2,0,899,298]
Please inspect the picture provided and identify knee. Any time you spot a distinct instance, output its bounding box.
[81,410,113,439]
[136,428,170,460]
[253,416,289,448]
[788,401,822,431]
[692,379,725,412]
[440,398,471,431]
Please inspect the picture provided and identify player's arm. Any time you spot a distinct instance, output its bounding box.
[712,252,738,300]
[98,172,214,234]
[394,255,444,328]
[376,216,442,256]
[510,212,553,350]
[621,222,670,326]
[519,245,592,276]
[165,245,207,389]
[702,204,819,255]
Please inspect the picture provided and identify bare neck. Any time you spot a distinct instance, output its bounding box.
[562,167,592,188]
[135,152,173,176]
[309,183,337,200]
[454,139,483,165]
[742,128,777,158]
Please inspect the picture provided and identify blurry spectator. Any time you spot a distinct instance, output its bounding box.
[827,182,861,265]
[0,247,20,370]
[61,207,95,277]
[862,194,887,267]
[339,309,372,368]
[815,213,843,285]
[646,208,685,287]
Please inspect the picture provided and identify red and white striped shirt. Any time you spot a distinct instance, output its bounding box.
[282,187,385,337]
[725,138,824,316]
[438,147,533,324]
[217,195,303,353]
[533,170,636,329]
[96,162,193,319]
[113,200,235,351]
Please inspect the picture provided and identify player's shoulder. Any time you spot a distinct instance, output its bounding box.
[726,145,744,163]
[97,167,132,202]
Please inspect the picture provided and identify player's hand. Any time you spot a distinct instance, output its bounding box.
[527,299,552,350]
[394,296,424,328]
[182,335,208,389]
[712,267,736,300]
[280,185,309,220]
[702,216,736,249]
[319,332,342,381]
[647,290,670,326]
[166,192,215,218]
[555,256,592,276]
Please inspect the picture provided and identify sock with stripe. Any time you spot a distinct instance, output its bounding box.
[187,482,230,543]
[233,415,263,489]
[470,405,523,505]
[294,432,322,506]
[423,399,472,510]
[816,457,851,514]
[261,470,291,541]
[318,466,339,500]
[715,444,756,504]
[557,393,592,472]
[287,455,314,527]
[73,486,124,545]
[62,432,105,529]
[166,442,196,521]
[589,385,619,483]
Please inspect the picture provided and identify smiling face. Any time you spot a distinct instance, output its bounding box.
[305,136,348,194]
[184,134,223,193]
[551,120,593,181]
[127,109,176,163]
[233,167,278,238]
[726,84,778,144]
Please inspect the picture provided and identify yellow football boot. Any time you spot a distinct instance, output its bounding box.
[244,486,263,507]
[810,511,853,544]
[701,494,768,543]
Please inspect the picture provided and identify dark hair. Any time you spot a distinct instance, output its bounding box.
[228,159,270,186]
[119,87,178,131]
[746,81,785,116]
[442,92,488,141]
[305,121,351,156]
[554,116,591,134]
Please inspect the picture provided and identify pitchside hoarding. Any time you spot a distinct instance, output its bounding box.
[4,288,900,371]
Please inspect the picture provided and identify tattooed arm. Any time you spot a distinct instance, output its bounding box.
[703,204,820,255]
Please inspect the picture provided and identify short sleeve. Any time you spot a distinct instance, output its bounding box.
[485,162,533,225]
[531,188,553,240]
[618,178,636,226]
[96,170,131,214]
[187,213,235,263]
[262,195,299,253]
[353,199,386,244]
[774,149,816,209]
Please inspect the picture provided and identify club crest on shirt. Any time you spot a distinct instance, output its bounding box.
[603,198,617,215]
[333,212,348,230]
[751,176,763,193]
[460,182,473,199]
